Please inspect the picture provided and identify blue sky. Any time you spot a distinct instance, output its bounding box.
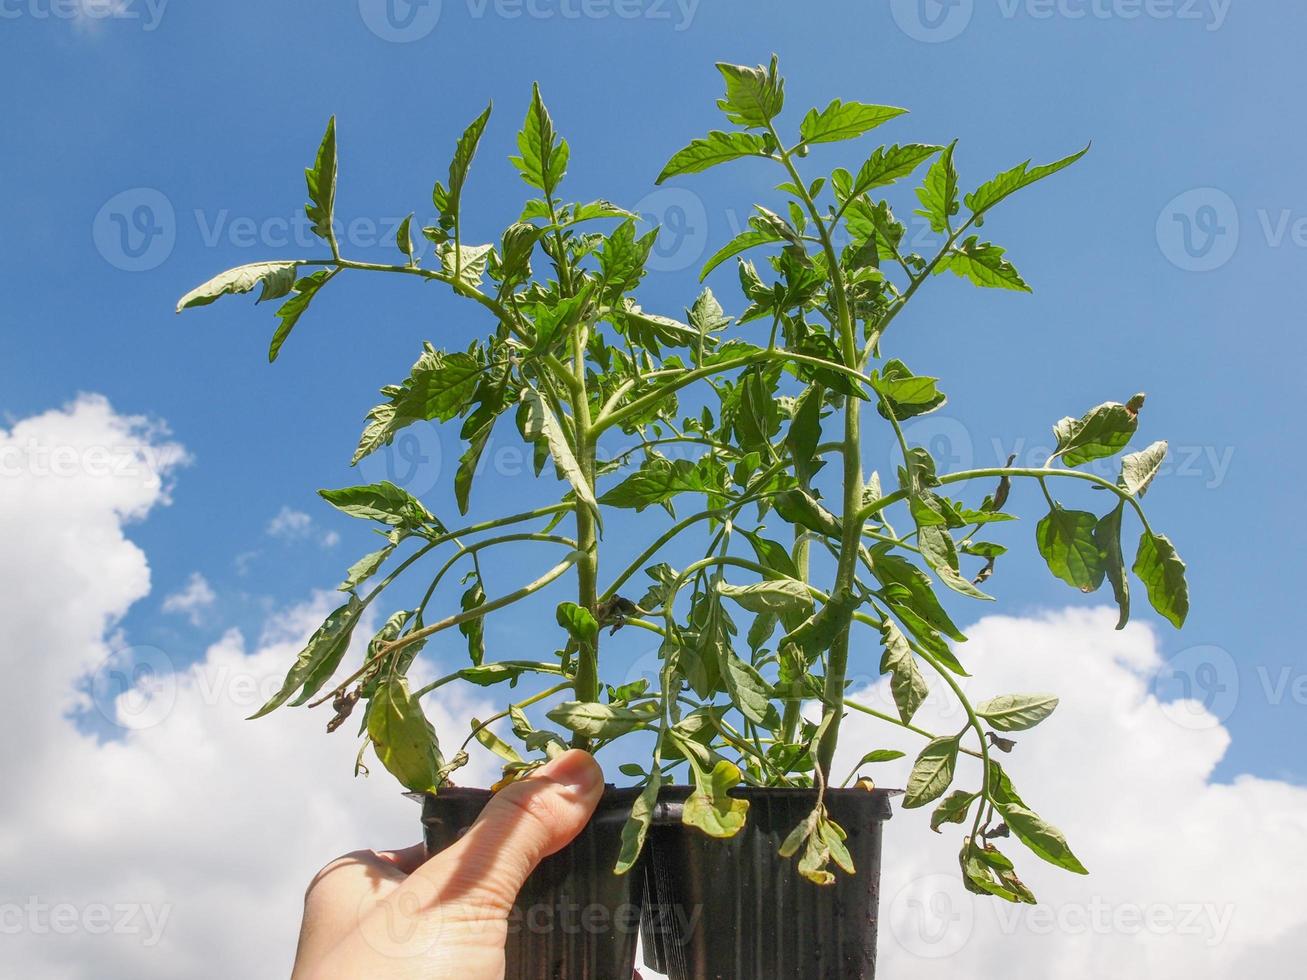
[2,0,1303,786]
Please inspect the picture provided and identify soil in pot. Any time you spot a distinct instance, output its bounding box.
[640,786,896,980]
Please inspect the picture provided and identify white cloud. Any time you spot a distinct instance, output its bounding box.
[267,506,339,549]
[160,572,216,626]
[3,396,1305,979]
[832,608,1307,978]
[0,397,493,978]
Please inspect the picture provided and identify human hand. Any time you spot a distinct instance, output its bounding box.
[291,749,605,979]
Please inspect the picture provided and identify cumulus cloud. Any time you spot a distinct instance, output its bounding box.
[0,397,493,978]
[3,396,1305,979]
[160,572,216,626]
[833,608,1307,978]
[267,506,339,549]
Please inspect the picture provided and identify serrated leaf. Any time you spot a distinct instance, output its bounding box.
[1036,505,1105,592]
[269,268,336,362]
[249,596,362,719]
[176,261,301,312]
[799,100,906,145]
[976,693,1060,732]
[1119,440,1167,496]
[845,143,942,200]
[512,84,569,196]
[1053,399,1141,466]
[715,56,785,129]
[369,676,443,794]
[1133,531,1189,628]
[657,130,769,183]
[699,228,784,281]
[615,769,662,875]
[598,457,715,512]
[880,619,929,724]
[319,481,437,529]
[915,140,959,234]
[304,117,338,246]
[433,103,492,234]
[936,236,1030,291]
[966,145,1090,215]
[904,736,960,809]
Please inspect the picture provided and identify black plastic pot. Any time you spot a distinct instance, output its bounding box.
[640,786,896,980]
[421,786,646,980]
[422,784,894,980]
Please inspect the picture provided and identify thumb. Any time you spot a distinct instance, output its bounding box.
[413,749,605,915]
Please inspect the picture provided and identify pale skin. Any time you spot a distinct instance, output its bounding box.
[292,749,605,980]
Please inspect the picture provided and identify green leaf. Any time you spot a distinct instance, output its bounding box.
[368,676,444,794]
[615,769,662,875]
[269,268,336,362]
[520,387,598,512]
[512,83,569,196]
[780,589,860,664]
[598,220,657,295]
[1095,502,1131,629]
[722,653,780,729]
[965,144,1090,216]
[903,736,960,809]
[318,481,437,529]
[880,620,929,724]
[717,579,814,619]
[1133,531,1189,628]
[715,56,785,129]
[845,143,942,199]
[869,548,967,642]
[996,801,1088,875]
[682,758,749,838]
[459,576,486,666]
[597,457,711,512]
[1119,440,1167,497]
[873,359,947,420]
[304,116,338,246]
[436,242,495,288]
[249,596,362,718]
[176,261,300,312]
[1053,398,1141,466]
[936,236,1030,292]
[915,140,959,234]
[546,701,654,739]
[471,719,523,765]
[931,790,978,832]
[799,100,906,145]
[774,488,843,540]
[699,228,784,281]
[976,693,1060,732]
[1036,505,1105,592]
[338,544,395,592]
[556,601,599,646]
[395,214,415,265]
[657,130,769,183]
[433,103,492,233]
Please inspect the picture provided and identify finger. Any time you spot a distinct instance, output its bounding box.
[297,849,408,967]
[375,843,429,875]
[409,749,604,915]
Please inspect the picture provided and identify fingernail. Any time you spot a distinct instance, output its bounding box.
[537,749,603,794]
